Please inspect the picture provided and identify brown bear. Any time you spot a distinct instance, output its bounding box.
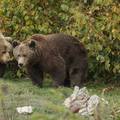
[13,33,88,87]
[0,32,12,77]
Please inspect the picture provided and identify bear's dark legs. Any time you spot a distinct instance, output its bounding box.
[27,64,43,87]
[0,63,6,77]
[64,69,71,87]
[52,73,65,87]
[51,68,65,87]
[69,68,85,87]
[69,56,88,87]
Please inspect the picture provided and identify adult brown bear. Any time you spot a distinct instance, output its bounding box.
[0,33,12,77]
[13,33,88,87]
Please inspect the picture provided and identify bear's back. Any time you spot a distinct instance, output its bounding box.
[30,33,87,63]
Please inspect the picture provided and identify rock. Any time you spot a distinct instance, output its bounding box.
[16,106,33,114]
[64,86,101,116]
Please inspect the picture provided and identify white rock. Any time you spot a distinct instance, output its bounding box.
[86,95,100,115]
[64,97,71,108]
[79,107,88,116]
[64,86,102,117]
[16,106,33,114]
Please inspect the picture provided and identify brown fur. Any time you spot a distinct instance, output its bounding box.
[0,33,19,78]
[13,33,88,87]
[30,33,88,87]
[0,33,12,77]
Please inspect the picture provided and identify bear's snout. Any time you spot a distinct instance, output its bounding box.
[18,63,23,68]
[18,57,26,67]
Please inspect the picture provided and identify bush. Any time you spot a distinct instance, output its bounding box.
[0,0,119,82]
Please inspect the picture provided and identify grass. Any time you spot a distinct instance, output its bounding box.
[0,78,120,120]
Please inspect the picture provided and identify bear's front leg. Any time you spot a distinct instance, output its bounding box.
[0,63,6,77]
[27,64,43,87]
[51,64,66,87]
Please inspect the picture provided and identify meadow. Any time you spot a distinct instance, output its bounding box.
[0,78,120,120]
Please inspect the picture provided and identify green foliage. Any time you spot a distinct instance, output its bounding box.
[0,0,119,81]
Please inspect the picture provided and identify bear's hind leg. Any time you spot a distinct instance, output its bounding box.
[64,69,71,87]
[69,68,85,87]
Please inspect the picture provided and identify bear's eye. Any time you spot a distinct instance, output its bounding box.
[2,51,6,54]
[23,55,27,57]
[18,55,20,57]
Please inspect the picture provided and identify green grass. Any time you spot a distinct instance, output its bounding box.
[0,78,120,120]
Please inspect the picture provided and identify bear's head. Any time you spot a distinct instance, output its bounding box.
[13,40,37,67]
[0,33,12,63]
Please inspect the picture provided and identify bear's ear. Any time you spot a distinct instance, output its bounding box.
[12,41,20,48]
[29,40,36,48]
